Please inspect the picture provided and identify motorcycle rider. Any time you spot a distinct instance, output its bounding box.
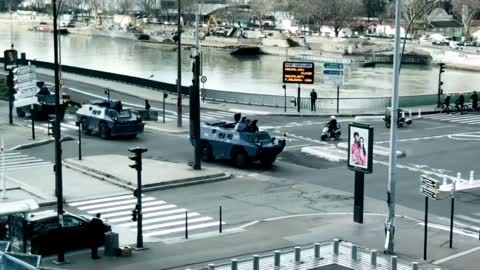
[471,91,478,111]
[455,93,465,114]
[443,94,451,113]
[327,115,338,136]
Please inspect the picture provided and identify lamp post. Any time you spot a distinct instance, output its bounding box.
[52,0,67,264]
[177,0,183,128]
[385,0,403,255]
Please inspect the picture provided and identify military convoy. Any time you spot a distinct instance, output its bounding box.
[76,100,144,139]
[197,113,286,168]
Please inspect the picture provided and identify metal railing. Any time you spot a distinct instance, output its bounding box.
[0,57,456,112]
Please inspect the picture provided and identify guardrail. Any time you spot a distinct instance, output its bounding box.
[1,57,459,112]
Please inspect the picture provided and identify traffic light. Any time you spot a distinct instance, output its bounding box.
[133,188,138,198]
[164,93,168,99]
[439,63,446,74]
[131,208,138,222]
[439,81,444,95]
[282,84,286,90]
[129,154,141,171]
[48,119,56,137]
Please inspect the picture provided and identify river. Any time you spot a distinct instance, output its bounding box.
[1,24,479,98]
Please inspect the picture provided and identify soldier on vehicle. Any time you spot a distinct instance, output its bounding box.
[455,93,465,114]
[470,91,478,111]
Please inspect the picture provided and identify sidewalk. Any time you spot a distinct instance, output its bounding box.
[33,68,439,117]
[64,155,231,191]
[39,213,480,270]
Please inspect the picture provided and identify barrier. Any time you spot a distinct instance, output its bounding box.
[1,57,467,111]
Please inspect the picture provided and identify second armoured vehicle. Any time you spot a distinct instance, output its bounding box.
[76,100,144,139]
[197,113,286,168]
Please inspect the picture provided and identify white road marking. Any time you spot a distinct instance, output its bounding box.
[432,245,480,265]
[424,125,454,130]
[144,221,221,237]
[108,208,187,223]
[284,144,311,150]
[78,197,156,210]
[69,194,136,206]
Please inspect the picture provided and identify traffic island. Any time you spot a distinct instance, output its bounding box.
[64,155,231,191]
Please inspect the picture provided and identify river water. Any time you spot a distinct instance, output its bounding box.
[1,25,479,98]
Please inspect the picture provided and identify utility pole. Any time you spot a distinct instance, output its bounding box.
[52,0,66,264]
[128,147,148,249]
[190,54,201,170]
[385,0,404,255]
[176,0,183,128]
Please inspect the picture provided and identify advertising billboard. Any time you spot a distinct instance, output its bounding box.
[347,123,374,174]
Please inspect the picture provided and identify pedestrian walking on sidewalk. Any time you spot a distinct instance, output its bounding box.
[89,213,104,260]
[310,89,317,112]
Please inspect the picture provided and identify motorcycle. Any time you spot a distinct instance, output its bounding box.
[321,122,341,141]
[384,108,412,128]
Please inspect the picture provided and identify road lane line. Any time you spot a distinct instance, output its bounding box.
[433,245,480,265]
[135,216,213,231]
[144,221,221,237]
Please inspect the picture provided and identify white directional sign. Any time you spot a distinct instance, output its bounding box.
[419,175,445,200]
[323,63,344,86]
[13,65,36,75]
[13,65,38,99]
[14,73,36,84]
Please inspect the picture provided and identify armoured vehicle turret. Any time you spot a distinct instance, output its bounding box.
[197,113,286,168]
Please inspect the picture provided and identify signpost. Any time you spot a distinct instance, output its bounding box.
[13,65,37,100]
[419,175,447,260]
[323,63,344,114]
[283,61,314,113]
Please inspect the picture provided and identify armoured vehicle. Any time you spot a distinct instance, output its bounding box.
[76,100,144,139]
[14,81,68,120]
[197,113,286,168]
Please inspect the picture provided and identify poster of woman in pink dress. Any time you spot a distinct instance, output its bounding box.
[348,125,370,170]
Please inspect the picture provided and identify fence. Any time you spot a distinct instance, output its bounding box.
[0,57,447,112]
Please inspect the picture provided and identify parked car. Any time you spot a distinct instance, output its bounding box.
[10,210,111,256]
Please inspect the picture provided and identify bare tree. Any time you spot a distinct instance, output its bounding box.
[89,0,105,24]
[137,0,156,17]
[249,0,273,30]
[453,0,480,40]
[324,0,361,37]
[116,0,131,14]
[403,0,437,35]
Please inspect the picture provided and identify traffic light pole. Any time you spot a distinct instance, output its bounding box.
[437,63,445,108]
[190,54,201,170]
[176,0,183,128]
[136,159,143,248]
[128,147,148,249]
[52,0,66,264]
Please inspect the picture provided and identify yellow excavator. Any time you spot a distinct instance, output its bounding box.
[205,16,221,36]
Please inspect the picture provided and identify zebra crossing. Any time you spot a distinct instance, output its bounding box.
[439,213,480,233]
[0,151,51,172]
[68,194,224,239]
[423,113,480,125]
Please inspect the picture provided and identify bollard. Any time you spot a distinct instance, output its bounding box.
[185,210,188,239]
[314,243,320,259]
[351,244,357,260]
[208,264,215,270]
[457,172,462,183]
[253,255,259,270]
[390,256,398,270]
[411,262,419,270]
[231,259,238,270]
[294,246,301,263]
[371,250,377,266]
[219,205,222,233]
[470,170,474,185]
[333,239,340,256]
[274,250,281,268]
[443,174,448,186]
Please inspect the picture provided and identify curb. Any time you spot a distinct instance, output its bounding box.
[9,138,54,151]
[144,125,189,134]
[63,159,232,191]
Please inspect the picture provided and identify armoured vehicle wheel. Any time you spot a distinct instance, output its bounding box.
[81,118,91,135]
[233,150,249,169]
[320,134,327,141]
[201,144,214,162]
[16,108,25,118]
[99,122,110,139]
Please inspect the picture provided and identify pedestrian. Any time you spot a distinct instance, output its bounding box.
[471,91,478,111]
[145,99,151,110]
[89,213,105,260]
[455,92,465,115]
[310,89,318,112]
